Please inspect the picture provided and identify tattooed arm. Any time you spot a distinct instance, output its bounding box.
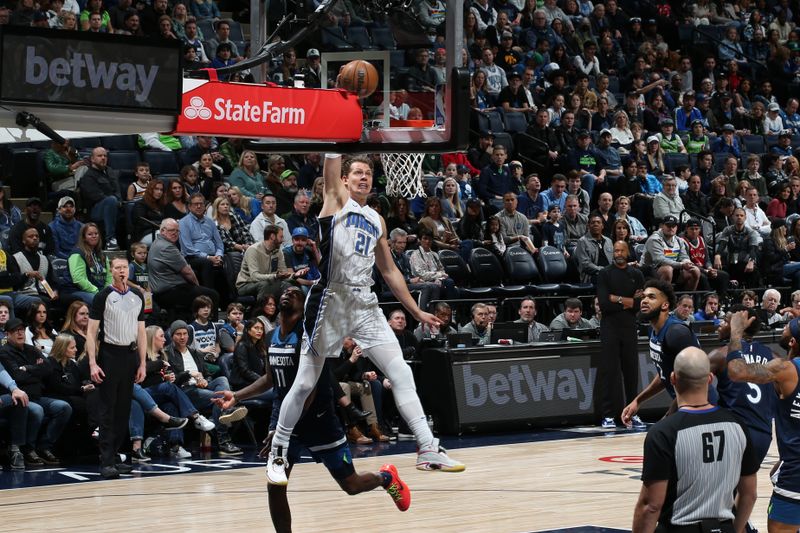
[727,310,797,395]
[728,357,793,384]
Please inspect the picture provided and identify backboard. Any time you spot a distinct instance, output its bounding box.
[239,0,469,153]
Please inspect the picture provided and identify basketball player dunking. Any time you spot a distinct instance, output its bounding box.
[267,154,464,485]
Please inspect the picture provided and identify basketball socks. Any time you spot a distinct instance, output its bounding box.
[379,470,392,488]
[272,354,327,456]
[365,344,435,450]
[272,426,292,456]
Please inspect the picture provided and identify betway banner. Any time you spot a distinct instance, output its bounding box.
[174,78,364,141]
[0,26,181,113]
[450,350,670,426]
[453,356,596,424]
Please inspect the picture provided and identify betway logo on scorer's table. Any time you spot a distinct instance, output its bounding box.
[461,364,596,410]
[24,46,158,102]
[183,95,306,125]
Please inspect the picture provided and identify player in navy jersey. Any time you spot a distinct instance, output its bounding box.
[710,306,777,464]
[726,313,800,532]
[267,153,463,486]
[622,279,702,427]
[213,287,410,530]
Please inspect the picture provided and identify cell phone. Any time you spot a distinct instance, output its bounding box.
[789,237,795,245]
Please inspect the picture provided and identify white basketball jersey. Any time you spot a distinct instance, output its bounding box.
[318,198,383,287]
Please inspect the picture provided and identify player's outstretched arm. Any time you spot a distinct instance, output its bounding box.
[374,219,440,328]
[212,373,274,409]
[320,154,348,217]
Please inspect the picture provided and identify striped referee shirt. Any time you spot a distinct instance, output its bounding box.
[90,285,145,346]
[641,406,760,526]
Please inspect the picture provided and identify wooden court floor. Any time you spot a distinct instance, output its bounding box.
[0,432,778,532]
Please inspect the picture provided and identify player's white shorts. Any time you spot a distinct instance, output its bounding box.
[302,282,398,357]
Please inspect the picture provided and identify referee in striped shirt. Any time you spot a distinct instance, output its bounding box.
[632,346,758,533]
[87,256,147,479]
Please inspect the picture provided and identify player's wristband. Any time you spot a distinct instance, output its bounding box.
[325,153,341,159]
[726,349,743,362]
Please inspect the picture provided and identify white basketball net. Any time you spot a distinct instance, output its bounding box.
[381,152,427,199]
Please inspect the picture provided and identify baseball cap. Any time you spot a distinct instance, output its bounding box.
[684,90,696,98]
[577,129,591,139]
[508,71,521,80]
[695,93,707,103]
[660,118,674,126]
[291,227,309,239]
[5,318,24,332]
[279,169,298,181]
[626,90,639,98]
[509,160,522,168]
[543,62,560,74]
[57,196,75,209]
[772,218,787,230]
[719,91,732,99]
[26,197,42,207]
[646,135,660,144]
[779,130,792,138]
[722,123,735,132]
[768,102,780,112]
[466,197,482,207]
[691,119,704,127]
[501,31,513,39]
[661,215,679,226]
[630,17,641,23]
[599,128,613,136]
[306,48,320,58]
[685,218,702,228]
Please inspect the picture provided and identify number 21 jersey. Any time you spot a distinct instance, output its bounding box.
[318,198,383,287]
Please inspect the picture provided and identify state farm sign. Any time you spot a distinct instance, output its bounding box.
[174,79,363,141]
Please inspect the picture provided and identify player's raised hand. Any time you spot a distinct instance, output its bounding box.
[729,310,755,338]
[414,310,442,329]
[212,390,236,410]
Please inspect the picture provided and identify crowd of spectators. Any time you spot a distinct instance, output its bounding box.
[1,0,800,468]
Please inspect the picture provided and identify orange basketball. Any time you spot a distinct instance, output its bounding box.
[338,60,380,98]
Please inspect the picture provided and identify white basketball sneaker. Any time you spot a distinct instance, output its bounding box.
[266,449,289,486]
[416,439,465,472]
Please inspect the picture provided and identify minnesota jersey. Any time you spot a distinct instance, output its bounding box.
[318,198,383,287]
[717,341,776,437]
[649,316,700,398]
[268,323,343,451]
[773,359,800,501]
[189,321,218,352]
